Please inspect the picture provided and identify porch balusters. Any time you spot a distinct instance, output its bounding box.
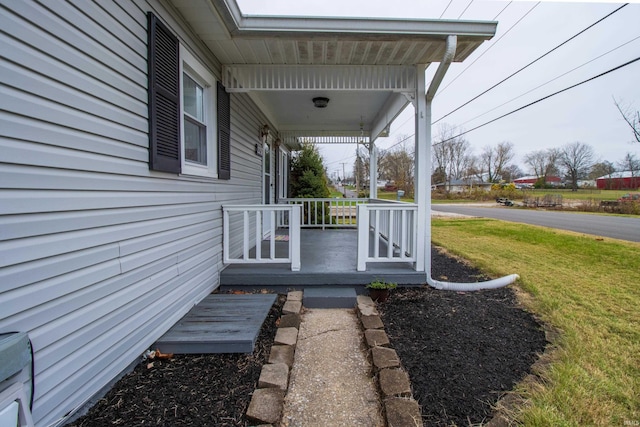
[279,198,368,228]
[223,204,301,271]
[224,200,416,272]
[357,203,418,271]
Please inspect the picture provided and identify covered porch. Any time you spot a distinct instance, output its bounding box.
[181,1,499,286]
[220,228,425,289]
[221,197,422,285]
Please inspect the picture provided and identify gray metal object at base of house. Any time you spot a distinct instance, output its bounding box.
[303,287,358,309]
[220,229,426,289]
[154,293,277,354]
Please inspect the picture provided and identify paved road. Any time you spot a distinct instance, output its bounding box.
[432,204,640,242]
[337,184,359,198]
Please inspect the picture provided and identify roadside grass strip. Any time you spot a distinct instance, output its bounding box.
[432,218,640,426]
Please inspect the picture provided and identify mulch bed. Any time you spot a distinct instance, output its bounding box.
[380,247,548,426]
[69,295,285,427]
[69,247,546,427]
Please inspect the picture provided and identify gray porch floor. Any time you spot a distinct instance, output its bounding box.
[154,293,277,354]
[220,229,426,290]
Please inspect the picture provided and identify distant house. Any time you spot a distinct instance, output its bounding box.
[0,1,496,425]
[513,175,562,187]
[434,178,493,192]
[596,171,640,190]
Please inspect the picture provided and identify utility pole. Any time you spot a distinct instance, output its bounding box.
[340,162,347,197]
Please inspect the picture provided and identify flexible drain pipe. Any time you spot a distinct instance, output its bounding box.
[422,35,519,292]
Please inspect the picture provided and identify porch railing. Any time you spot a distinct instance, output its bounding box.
[356,202,418,271]
[278,198,369,228]
[223,199,418,272]
[223,204,301,271]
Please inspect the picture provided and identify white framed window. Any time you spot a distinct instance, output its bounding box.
[179,45,217,178]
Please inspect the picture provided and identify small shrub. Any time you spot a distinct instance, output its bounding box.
[366,280,397,290]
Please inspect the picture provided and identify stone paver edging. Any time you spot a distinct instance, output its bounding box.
[356,294,424,427]
[246,291,302,426]
[246,291,423,427]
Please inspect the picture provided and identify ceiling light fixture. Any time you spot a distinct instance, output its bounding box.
[312,97,330,108]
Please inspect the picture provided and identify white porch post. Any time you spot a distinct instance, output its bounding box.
[369,142,378,199]
[415,35,458,277]
[414,64,428,273]
[290,205,301,271]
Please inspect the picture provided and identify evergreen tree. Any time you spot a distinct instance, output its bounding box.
[290,141,330,198]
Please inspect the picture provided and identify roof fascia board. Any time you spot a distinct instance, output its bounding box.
[212,0,497,40]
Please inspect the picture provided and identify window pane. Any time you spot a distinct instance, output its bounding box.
[183,74,203,121]
[184,118,207,165]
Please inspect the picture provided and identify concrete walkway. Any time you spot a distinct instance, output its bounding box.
[245,292,424,427]
[280,309,383,426]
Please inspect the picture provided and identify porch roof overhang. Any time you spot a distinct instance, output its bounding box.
[169,0,497,144]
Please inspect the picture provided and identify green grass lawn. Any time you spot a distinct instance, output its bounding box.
[431,218,640,426]
[524,189,633,201]
[329,188,345,198]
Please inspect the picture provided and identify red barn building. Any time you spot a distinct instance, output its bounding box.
[596,171,640,190]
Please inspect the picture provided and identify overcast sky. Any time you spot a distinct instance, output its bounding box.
[236,0,640,177]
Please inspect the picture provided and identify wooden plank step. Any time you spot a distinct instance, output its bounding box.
[154,293,277,354]
[303,287,357,308]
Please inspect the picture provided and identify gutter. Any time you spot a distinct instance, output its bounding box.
[214,0,497,40]
[424,35,519,291]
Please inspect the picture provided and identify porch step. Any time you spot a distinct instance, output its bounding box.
[303,287,357,309]
[154,293,277,354]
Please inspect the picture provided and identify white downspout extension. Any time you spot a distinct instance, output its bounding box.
[422,35,519,291]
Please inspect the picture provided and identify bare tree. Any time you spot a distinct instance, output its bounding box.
[523,148,560,184]
[614,97,640,144]
[523,150,547,177]
[432,125,453,186]
[590,160,617,189]
[617,152,640,189]
[380,137,414,197]
[589,161,616,180]
[358,145,388,182]
[502,164,524,182]
[432,124,473,190]
[478,141,515,183]
[559,141,595,191]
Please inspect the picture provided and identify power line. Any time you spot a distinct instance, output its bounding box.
[326,50,639,167]
[457,0,474,19]
[433,3,629,124]
[436,2,540,98]
[439,55,640,144]
[492,1,512,21]
[326,132,416,167]
[324,49,639,167]
[384,133,415,152]
[455,35,640,129]
[439,0,455,19]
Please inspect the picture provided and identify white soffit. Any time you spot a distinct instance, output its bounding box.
[168,0,496,139]
[222,65,417,92]
[172,0,497,67]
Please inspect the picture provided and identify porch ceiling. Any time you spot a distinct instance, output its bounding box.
[168,0,497,141]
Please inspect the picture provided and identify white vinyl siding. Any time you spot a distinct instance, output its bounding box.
[0,1,264,426]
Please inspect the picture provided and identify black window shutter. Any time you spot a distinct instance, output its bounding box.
[148,12,181,173]
[217,81,231,180]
